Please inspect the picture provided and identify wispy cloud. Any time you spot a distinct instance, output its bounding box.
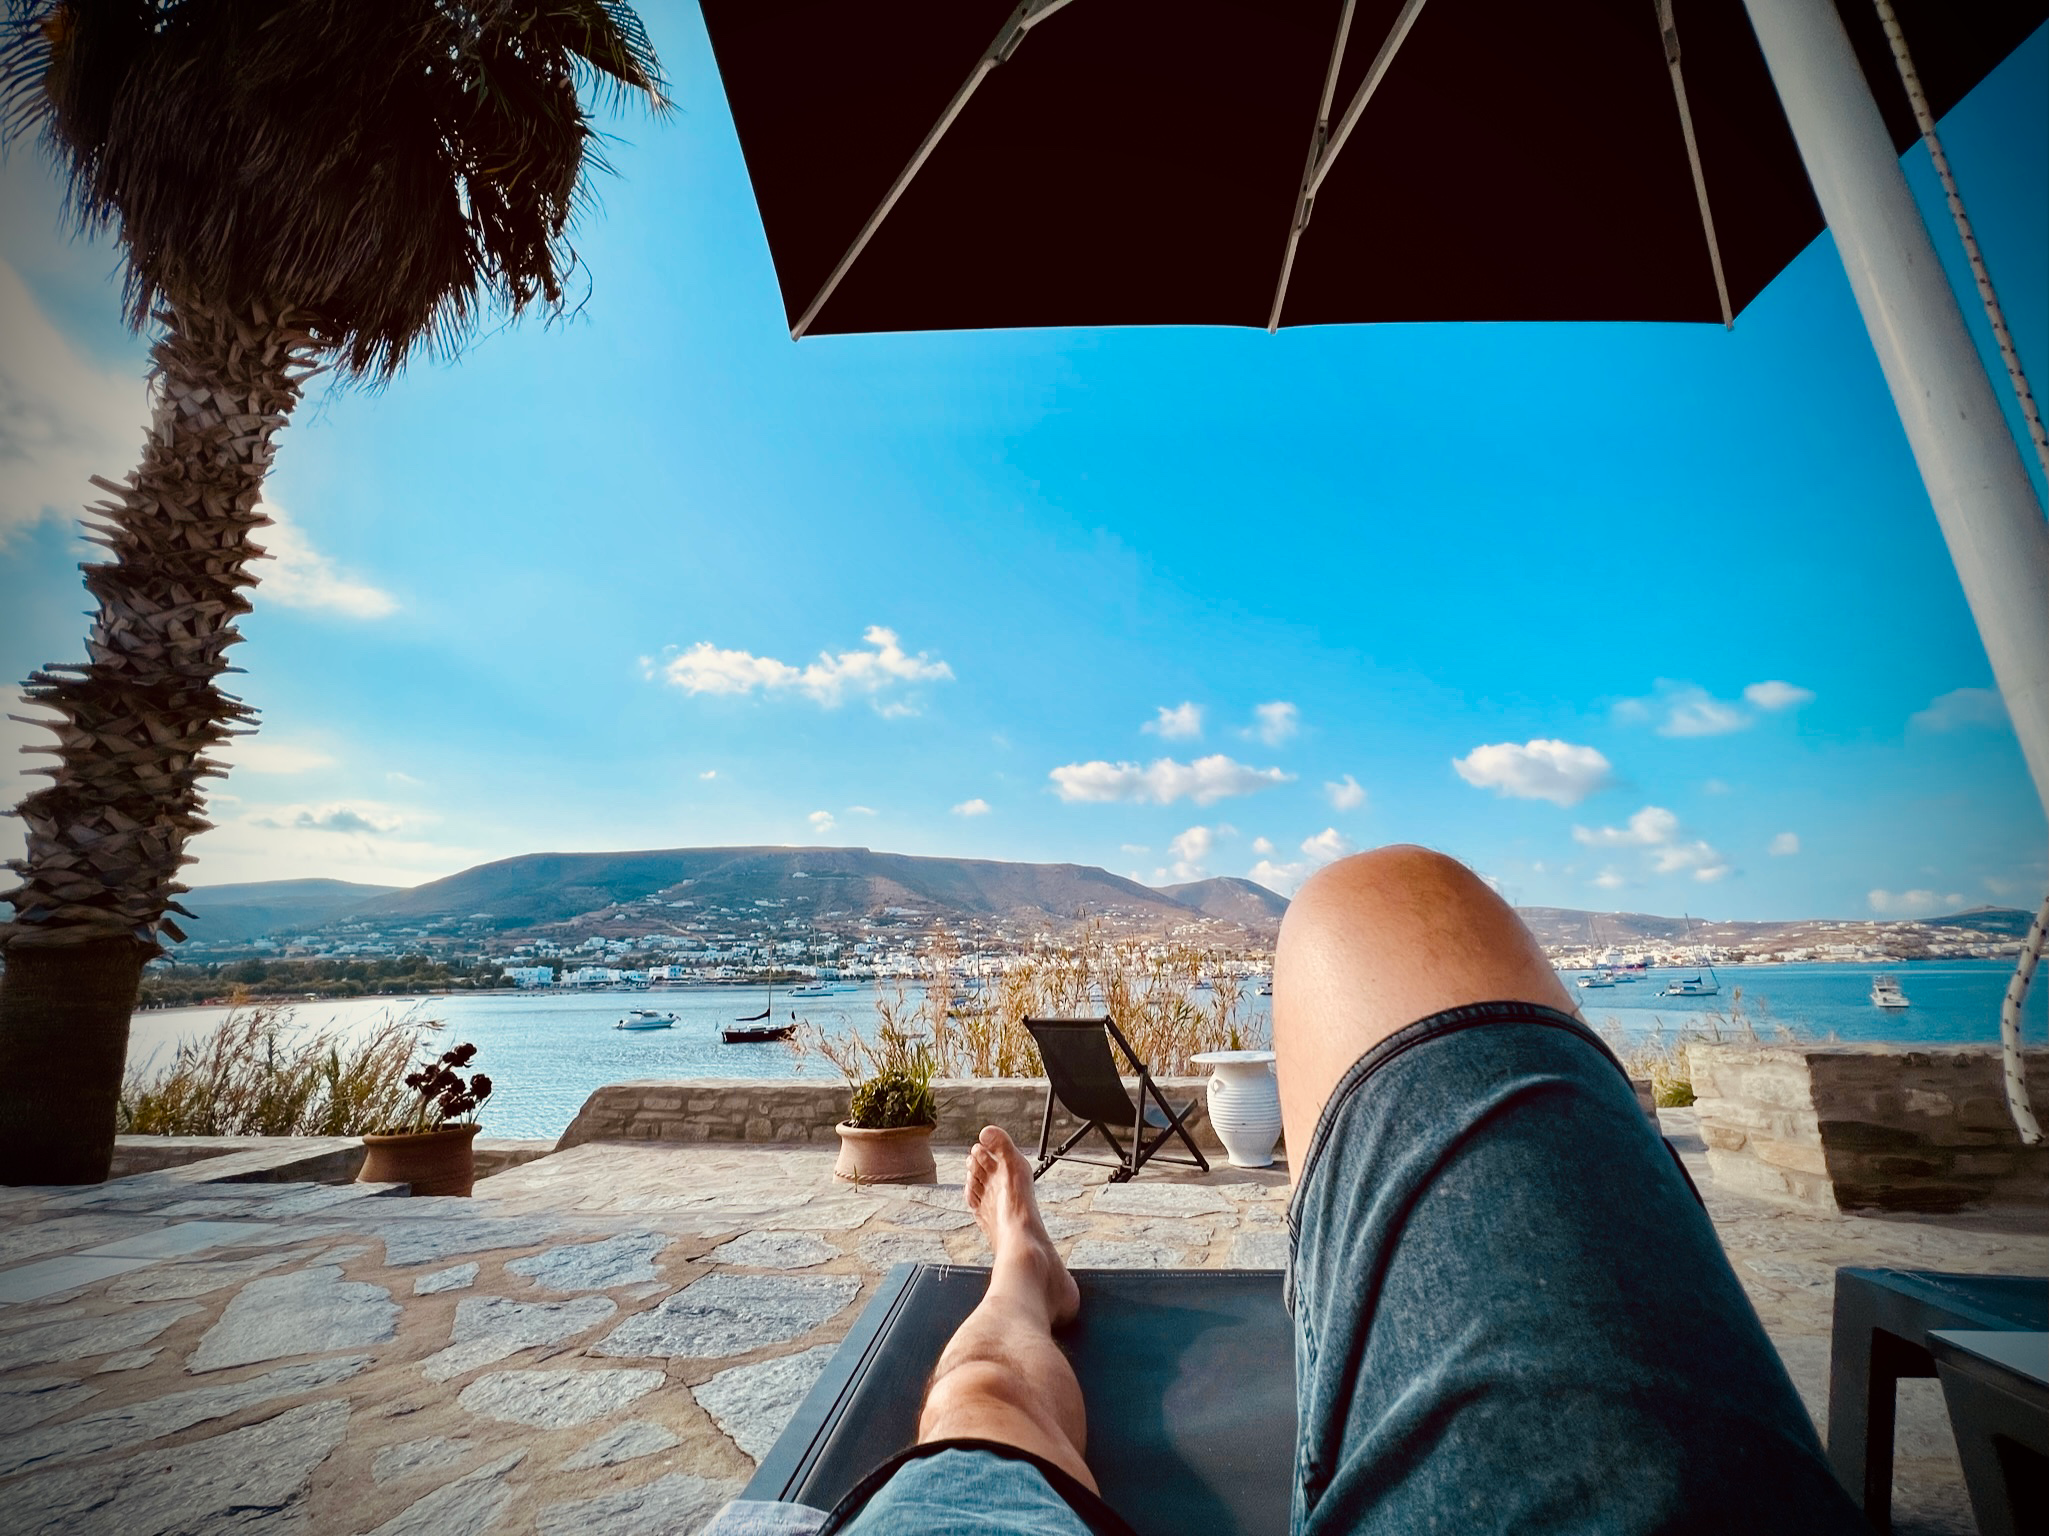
[1617,678,1813,738]
[1245,701,1299,747]
[1593,868,1627,889]
[649,625,951,713]
[952,798,991,817]
[225,739,334,775]
[1869,888,1963,916]
[1572,804,1730,882]
[253,802,400,835]
[699,769,718,780]
[1248,827,1352,895]
[1744,680,1814,712]
[255,503,399,619]
[1049,754,1294,806]
[1452,740,1612,807]
[808,810,836,833]
[1909,687,2007,732]
[0,262,149,545]
[1324,774,1366,811]
[1143,702,1203,740]
[1769,832,1800,857]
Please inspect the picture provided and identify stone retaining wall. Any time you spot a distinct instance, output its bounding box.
[556,1077,1246,1157]
[1688,1043,2049,1212]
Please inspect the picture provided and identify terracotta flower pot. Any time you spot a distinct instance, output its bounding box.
[359,1122,482,1197]
[834,1122,938,1185]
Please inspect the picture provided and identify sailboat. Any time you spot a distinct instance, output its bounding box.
[1659,914,1721,997]
[734,981,773,1023]
[725,982,796,1043]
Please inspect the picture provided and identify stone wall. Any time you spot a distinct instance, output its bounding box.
[1688,1043,2049,1212]
[556,1077,1245,1158]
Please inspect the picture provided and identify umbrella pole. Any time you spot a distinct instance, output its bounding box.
[1742,0,2049,816]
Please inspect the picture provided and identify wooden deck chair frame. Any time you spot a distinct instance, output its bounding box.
[1024,1016,1209,1183]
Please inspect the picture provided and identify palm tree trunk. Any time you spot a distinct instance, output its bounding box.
[0,298,311,1185]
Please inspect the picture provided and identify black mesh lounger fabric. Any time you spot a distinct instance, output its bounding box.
[745,1263,1296,1536]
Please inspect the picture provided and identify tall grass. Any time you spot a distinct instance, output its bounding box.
[798,927,1263,1082]
[119,999,431,1137]
[1595,986,1831,1108]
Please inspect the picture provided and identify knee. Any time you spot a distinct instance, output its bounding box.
[1286,844,1494,934]
[920,1357,1035,1437]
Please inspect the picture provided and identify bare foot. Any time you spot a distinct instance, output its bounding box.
[966,1126,1080,1328]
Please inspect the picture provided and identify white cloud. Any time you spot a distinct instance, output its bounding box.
[952,798,991,817]
[1247,826,1352,895]
[252,802,401,835]
[253,502,399,619]
[1744,680,1814,712]
[1657,687,1748,738]
[1143,702,1203,740]
[1300,827,1352,862]
[1168,825,1214,880]
[1869,888,1964,916]
[1769,832,1800,857]
[847,805,878,816]
[808,810,836,833]
[1049,754,1294,806]
[1593,868,1627,890]
[1573,806,1681,848]
[1574,805,1729,883]
[1324,774,1367,811]
[652,626,952,711]
[226,739,334,775]
[699,769,718,780]
[1250,836,1274,856]
[0,261,150,544]
[1909,687,2007,732]
[1246,701,1300,746]
[1452,739,1612,807]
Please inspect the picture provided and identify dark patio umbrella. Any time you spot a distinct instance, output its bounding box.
[698,0,2042,339]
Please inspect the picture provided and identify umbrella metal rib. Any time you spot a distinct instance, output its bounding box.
[1658,0,1736,329]
[789,0,1079,340]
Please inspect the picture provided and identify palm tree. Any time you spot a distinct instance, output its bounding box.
[0,1,665,1184]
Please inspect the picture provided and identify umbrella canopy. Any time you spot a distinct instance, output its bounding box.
[700,0,2043,338]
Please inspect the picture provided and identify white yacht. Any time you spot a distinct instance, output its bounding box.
[1577,971,1618,989]
[787,984,831,998]
[615,1009,677,1031]
[1870,975,1910,1010]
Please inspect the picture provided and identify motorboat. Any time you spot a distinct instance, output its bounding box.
[787,983,831,998]
[1870,975,1910,1010]
[1659,975,1720,998]
[615,1009,677,1031]
[1577,971,1618,989]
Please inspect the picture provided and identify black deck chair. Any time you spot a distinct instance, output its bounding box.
[1024,1016,1208,1182]
[745,1263,1295,1536]
[1926,1328,2048,1536]
[1825,1267,2048,1529]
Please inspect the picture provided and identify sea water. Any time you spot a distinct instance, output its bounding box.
[126,961,2044,1139]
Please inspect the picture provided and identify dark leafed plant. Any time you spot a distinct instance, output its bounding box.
[0,1,664,1185]
[391,1041,493,1134]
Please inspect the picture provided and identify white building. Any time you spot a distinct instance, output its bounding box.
[505,965,555,988]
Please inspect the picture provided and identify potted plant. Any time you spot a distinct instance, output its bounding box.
[832,1024,939,1186]
[357,1043,494,1197]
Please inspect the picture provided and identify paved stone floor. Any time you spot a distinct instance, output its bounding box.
[0,1112,2041,1535]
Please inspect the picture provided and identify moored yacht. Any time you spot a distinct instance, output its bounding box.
[615,1009,677,1030]
[1870,975,1910,1010]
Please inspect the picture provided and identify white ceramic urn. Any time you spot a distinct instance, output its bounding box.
[1191,1050,1283,1168]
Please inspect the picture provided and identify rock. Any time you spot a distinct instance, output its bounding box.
[188,1265,398,1373]
[96,1349,161,1373]
[1068,1239,1188,1269]
[318,1243,374,1262]
[875,1203,976,1232]
[420,1294,619,1383]
[691,1345,837,1461]
[562,1419,682,1470]
[857,1233,951,1268]
[79,1218,284,1258]
[592,1274,861,1361]
[1089,1184,1232,1217]
[371,1216,558,1266]
[0,1398,347,1536]
[534,1472,740,1536]
[0,1215,144,1266]
[414,1263,480,1295]
[106,1251,293,1302]
[0,1377,98,1436]
[507,1233,672,1291]
[457,1367,665,1428]
[362,1450,526,1536]
[373,1435,473,1485]
[1228,1232,1290,1268]
[704,1232,837,1270]
[0,1304,199,1372]
[0,1355,368,1479]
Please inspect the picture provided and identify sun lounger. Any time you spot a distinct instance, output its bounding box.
[1024,1017,1209,1182]
[1926,1328,2048,1536]
[744,1262,1295,1536]
[1826,1267,2048,1528]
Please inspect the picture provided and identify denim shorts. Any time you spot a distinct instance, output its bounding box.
[805,1003,1865,1536]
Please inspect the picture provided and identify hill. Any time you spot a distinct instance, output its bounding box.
[179,878,401,944]
[1158,876,1290,926]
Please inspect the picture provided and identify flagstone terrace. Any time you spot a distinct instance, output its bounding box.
[0,1108,2043,1536]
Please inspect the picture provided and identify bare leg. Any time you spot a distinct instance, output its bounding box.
[917,1126,1094,1492]
[1272,844,1578,1165]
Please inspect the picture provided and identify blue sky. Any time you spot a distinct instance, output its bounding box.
[1,6,2043,921]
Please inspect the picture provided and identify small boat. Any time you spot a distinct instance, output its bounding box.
[722,1022,798,1044]
[787,984,831,998]
[1659,975,1720,997]
[1577,971,1617,989]
[1257,981,1273,997]
[1870,975,1910,1010]
[615,1010,676,1031]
